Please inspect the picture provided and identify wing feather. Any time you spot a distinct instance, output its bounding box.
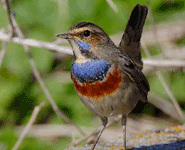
[118,52,150,101]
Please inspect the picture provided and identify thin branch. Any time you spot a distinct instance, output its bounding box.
[0,27,13,70]
[12,102,45,150]
[0,42,7,68]
[1,0,15,37]
[142,41,185,121]
[143,59,185,68]
[0,30,73,55]
[156,71,185,120]
[0,0,15,70]
[68,132,75,150]
[106,0,118,13]
[2,0,85,136]
[149,93,185,121]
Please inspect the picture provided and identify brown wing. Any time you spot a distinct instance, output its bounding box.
[119,4,148,70]
[117,52,150,102]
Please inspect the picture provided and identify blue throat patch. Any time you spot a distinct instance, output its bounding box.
[72,59,111,82]
[76,40,91,51]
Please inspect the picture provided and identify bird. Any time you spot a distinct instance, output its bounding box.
[56,4,149,150]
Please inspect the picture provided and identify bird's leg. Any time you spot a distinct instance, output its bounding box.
[91,116,108,150]
[122,115,127,150]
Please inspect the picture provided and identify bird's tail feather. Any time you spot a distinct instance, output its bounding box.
[119,4,148,70]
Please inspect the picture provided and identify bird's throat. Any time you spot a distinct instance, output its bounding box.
[76,40,91,51]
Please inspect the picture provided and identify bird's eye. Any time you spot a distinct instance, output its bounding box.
[84,30,91,37]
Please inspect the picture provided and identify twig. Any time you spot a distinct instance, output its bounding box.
[156,71,185,120]
[68,132,75,150]
[2,0,85,136]
[0,27,13,70]
[143,59,185,68]
[0,0,15,70]
[149,93,185,121]
[106,0,118,13]
[0,42,7,68]
[0,30,73,55]
[1,0,15,37]
[12,102,45,150]
[142,41,185,121]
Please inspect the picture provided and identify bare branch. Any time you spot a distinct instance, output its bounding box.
[156,71,185,120]
[0,0,16,70]
[0,30,73,55]
[143,59,185,68]
[149,93,185,121]
[1,0,15,37]
[68,132,75,150]
[106,0,118,13]
[12,102,45,150]
[0,42,7,68]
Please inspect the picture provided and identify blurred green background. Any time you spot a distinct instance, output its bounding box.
[0,0,185,149]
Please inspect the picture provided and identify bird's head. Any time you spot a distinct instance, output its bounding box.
[56,22,115,60]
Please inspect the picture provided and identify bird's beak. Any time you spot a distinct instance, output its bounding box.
[55,33,72,39]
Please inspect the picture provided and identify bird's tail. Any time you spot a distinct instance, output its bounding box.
[119,4,148,70]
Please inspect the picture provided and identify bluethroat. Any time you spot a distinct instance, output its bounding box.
[56,4,149,150]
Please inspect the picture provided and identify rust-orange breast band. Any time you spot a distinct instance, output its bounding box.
[72,67,122,100]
